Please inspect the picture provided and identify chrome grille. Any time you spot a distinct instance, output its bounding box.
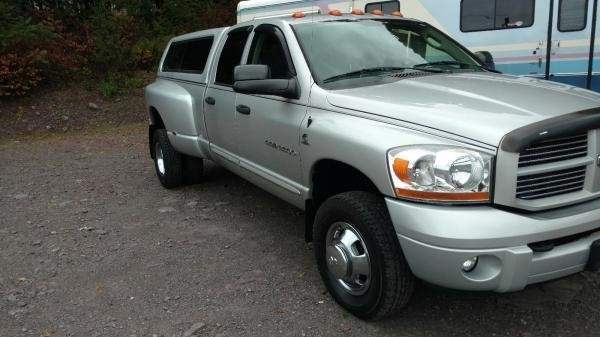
[518,132,588,168]
[516,166,586,200]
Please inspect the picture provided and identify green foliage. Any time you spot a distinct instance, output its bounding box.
[97,72,147,98]
[0,2,55,53]
[132,35,172,70]
[98,79,120,98]
[0,0,238,97]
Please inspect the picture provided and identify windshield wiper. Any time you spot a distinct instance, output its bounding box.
[323,67,406,83]
[322,66,444,84]
[413,60,486,71]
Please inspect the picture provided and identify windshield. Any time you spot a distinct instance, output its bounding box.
[292,19,484,85]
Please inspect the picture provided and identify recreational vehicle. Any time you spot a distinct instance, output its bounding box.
[237,0,599,91]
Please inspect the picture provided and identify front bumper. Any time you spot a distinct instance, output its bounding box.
[385,197,600,292]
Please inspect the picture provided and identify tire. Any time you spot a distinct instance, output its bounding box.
[152,129,183,189]
[313,191,414,320]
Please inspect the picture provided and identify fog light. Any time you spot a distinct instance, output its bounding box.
[461,257,479,273]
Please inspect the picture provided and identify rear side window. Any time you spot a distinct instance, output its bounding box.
[365,1,400,13]
[215,29,251,86]
[162,43,186,72]
[558,0,588,32]
[460,0,535,32]
[162,37,214,73]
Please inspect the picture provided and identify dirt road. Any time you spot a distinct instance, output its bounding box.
[1,124,599,337]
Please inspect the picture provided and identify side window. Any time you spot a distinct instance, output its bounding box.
[365,1,400,14]
[247,29,292,79]
[461,0,535,32]
[180,38,214,73]
[162,42,185,72]
[162,37,214,73]
[558,0,588,32]
[215,30,251,86]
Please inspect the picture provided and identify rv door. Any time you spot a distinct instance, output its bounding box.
[547,0,599,90]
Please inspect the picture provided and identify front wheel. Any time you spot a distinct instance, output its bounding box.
[313,191,415,320]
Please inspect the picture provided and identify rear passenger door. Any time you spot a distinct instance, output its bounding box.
[204,27,252,164]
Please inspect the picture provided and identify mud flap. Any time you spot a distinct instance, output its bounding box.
[587,240,600,272]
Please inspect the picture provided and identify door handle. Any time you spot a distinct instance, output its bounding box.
[205,96,216,105]
[236,105,251,115]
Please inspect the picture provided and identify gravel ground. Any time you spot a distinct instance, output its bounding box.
[1,124,600,337]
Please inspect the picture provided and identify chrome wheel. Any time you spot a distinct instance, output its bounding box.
[325,222,371,296]
[155,142,165,175]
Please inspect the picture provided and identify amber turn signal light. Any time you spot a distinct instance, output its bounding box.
[291,12,305,18]
[392,158,411,184]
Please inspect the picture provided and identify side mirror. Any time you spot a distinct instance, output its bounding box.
[474,51,495,70]
[233,64,299,99]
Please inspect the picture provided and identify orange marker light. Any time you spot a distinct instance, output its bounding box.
[393,158,412,184]
[370,9,384,15]
[329,9,343,16]
[291,12,305,18]
[351,9,365,15]
[391,11,404,17]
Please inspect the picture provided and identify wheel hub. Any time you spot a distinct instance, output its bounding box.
[326,244,349,279]
[155,142,165,175]
[325,222,371,296]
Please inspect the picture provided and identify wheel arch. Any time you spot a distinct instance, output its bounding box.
[149,106,165,159]
[304,159,383,242]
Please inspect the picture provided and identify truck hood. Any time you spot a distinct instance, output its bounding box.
[326,72,600,147]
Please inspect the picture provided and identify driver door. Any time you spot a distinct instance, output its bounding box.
[234,24,308,205]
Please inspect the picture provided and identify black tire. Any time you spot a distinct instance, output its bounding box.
[152,129,183,189]
[182,155,204,185]
[313,191,414,320]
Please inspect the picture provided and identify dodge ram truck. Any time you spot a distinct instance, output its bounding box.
[145,11,600,320]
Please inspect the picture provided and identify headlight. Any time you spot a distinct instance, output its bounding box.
[387,145,493,203]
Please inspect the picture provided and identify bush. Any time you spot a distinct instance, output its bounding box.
[98,79,120,98]
[0,0,238,97]
[0,50,46,97]
[132,36,171,70]
[0,2,55,53]
[97,72,147,98]
[88,5,135,73]
[0,2,53,96]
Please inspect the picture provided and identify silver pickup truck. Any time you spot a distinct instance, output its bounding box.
[145,13,600,320]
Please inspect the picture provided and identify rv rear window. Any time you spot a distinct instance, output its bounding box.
[558,0,588,32]
[460,0,535,32]
[162,37,214,74]
[365,1,400,14]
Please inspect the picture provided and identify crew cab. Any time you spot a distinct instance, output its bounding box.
[145,11,600,320]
